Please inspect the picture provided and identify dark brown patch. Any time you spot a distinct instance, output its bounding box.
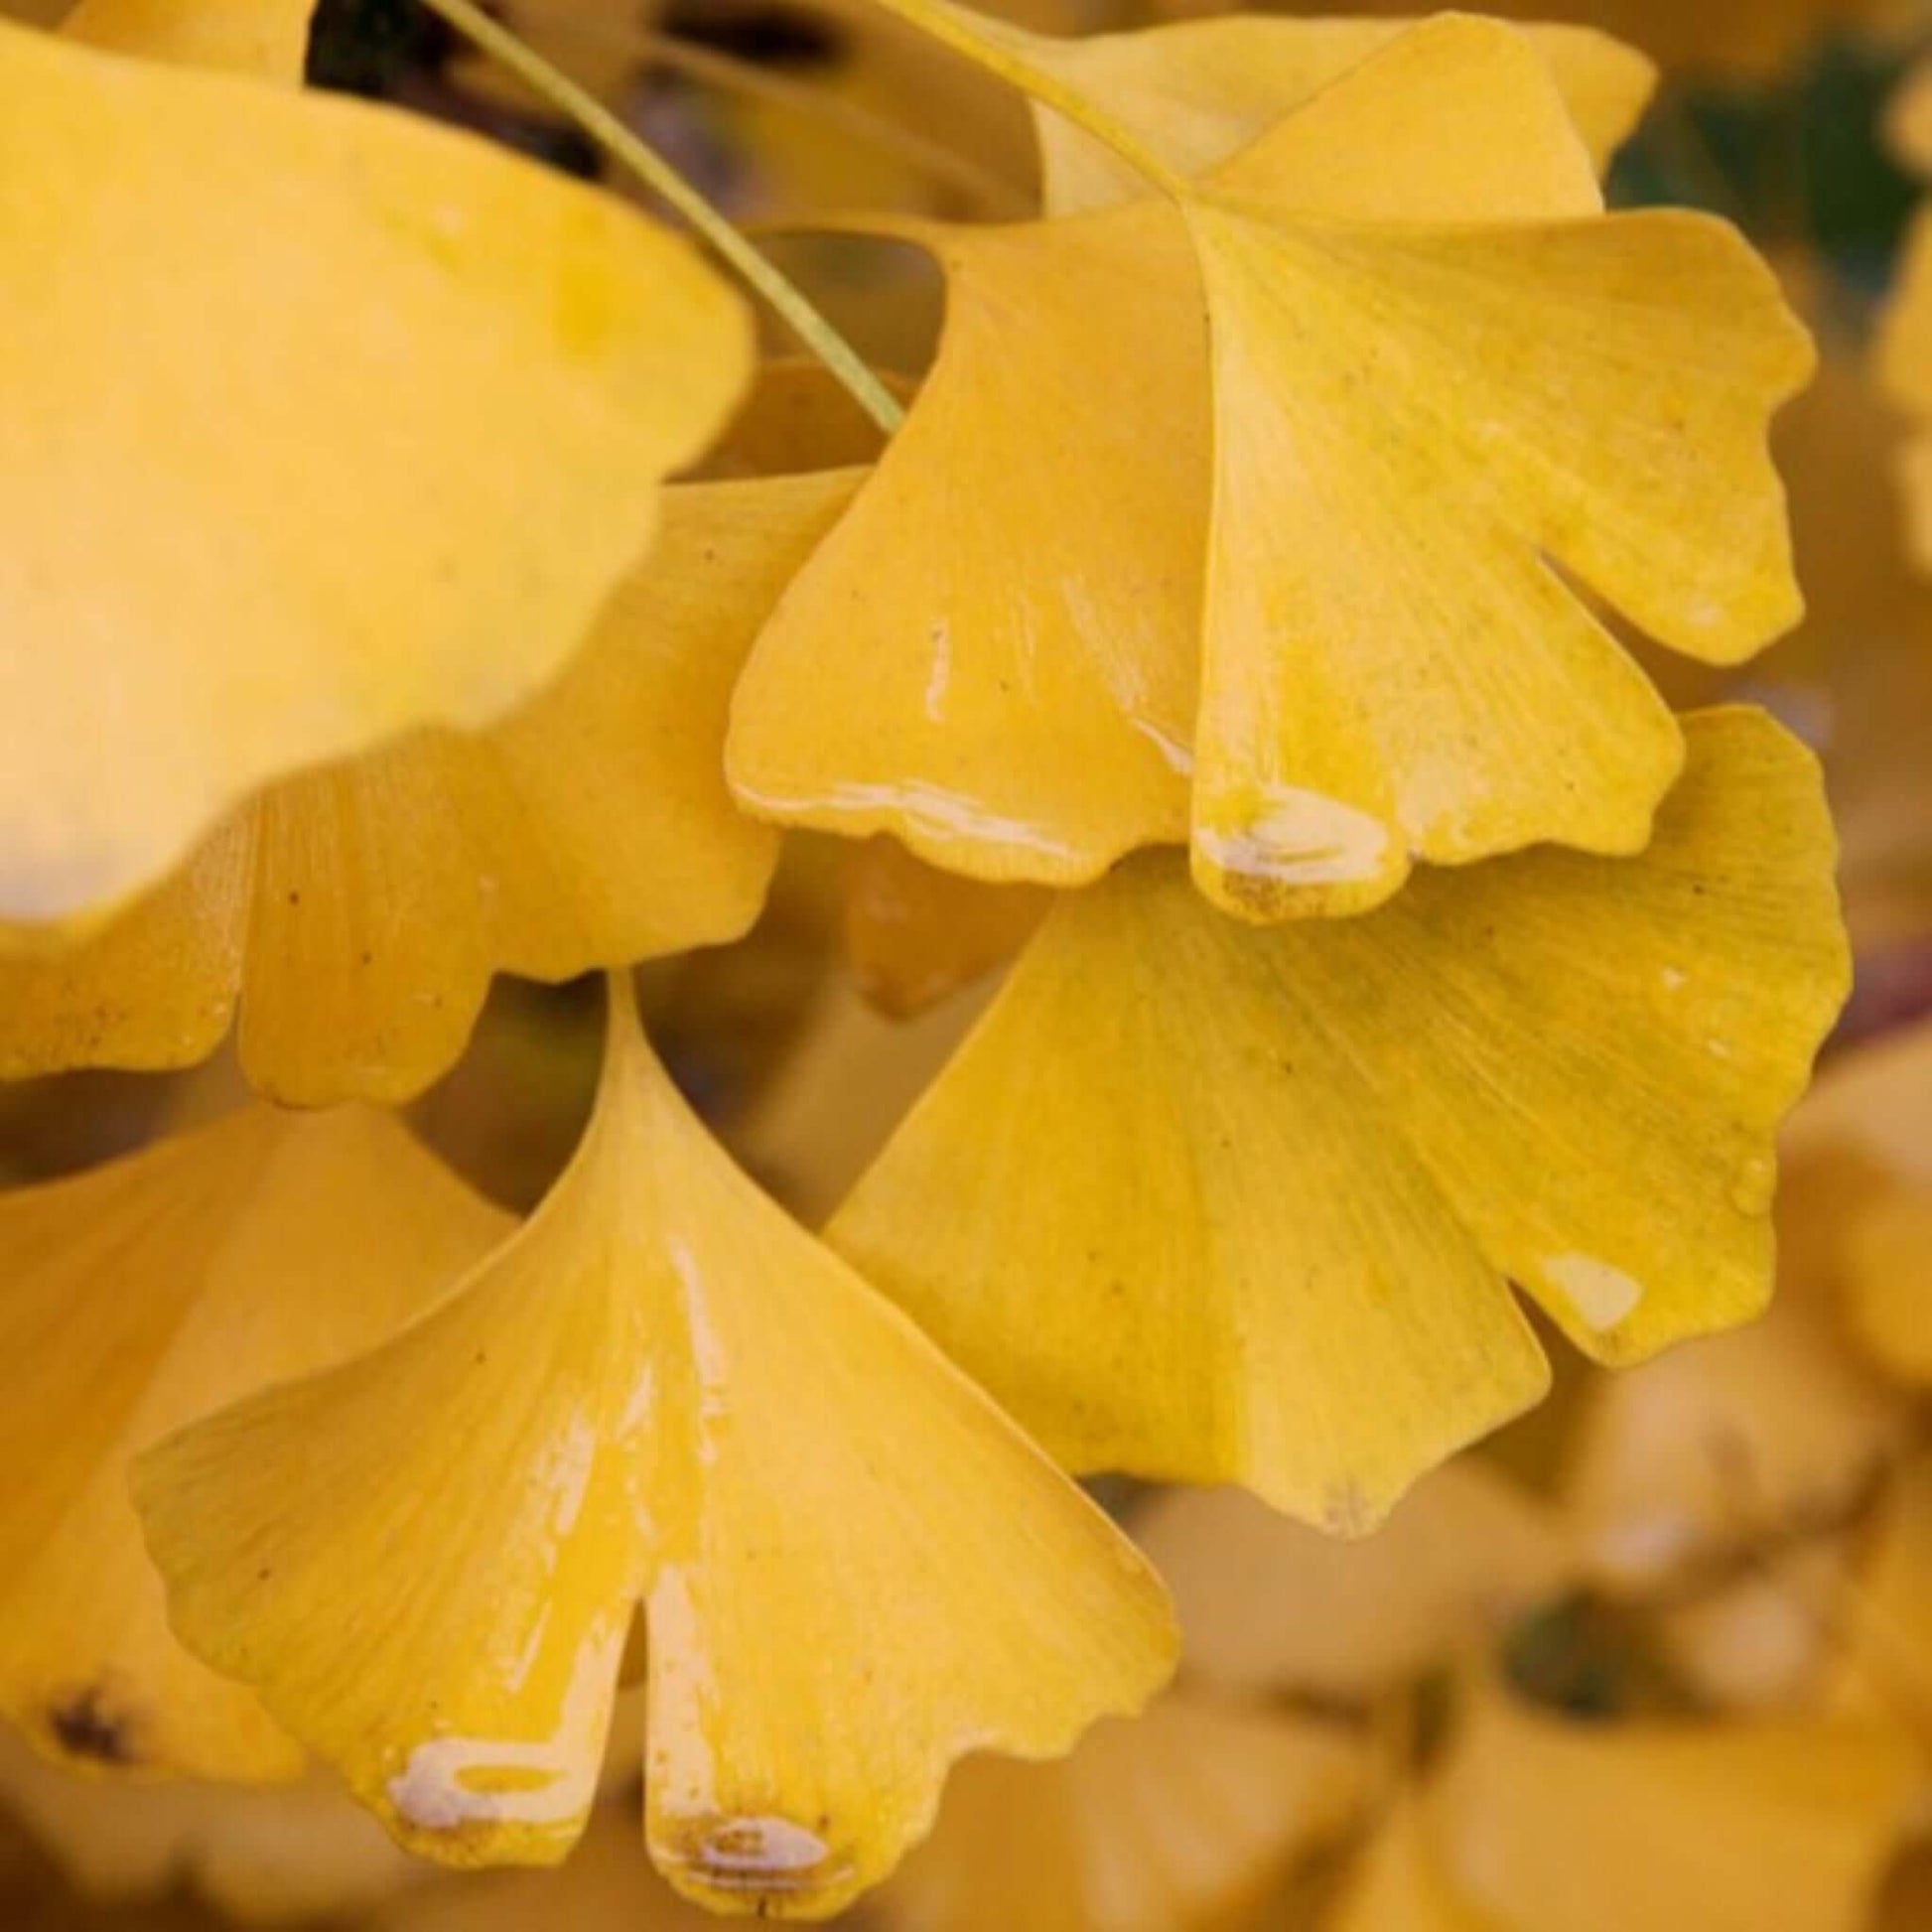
[48,1685,137,1766]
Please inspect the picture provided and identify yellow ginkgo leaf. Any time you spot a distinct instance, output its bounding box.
[0,474,853,1106]
[843,837,1049,1019]
[0,1105,509,1782]
[133,979,1175,1915]
[1182,21,1805,919]
[874,1693,1365,1931]
[1424,1692,1917,1932]
[1135,1460,1571,1701]
[830,709,1846,1529]
[63,0,314,78]
[731,195,1207,888]
[1020,14,1656,214]
[730,18,1808,917]
[0,1730,425,1924]
[0,20,748,928]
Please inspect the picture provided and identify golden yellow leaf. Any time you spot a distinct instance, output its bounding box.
[874,1694,1364,1931]
[0,474,851,1106]
[0,1105,508,1784]
[1136,1461,1571,1700]
[0,20,748,928]
[731,19,1808,917]
[133,981,1175,1914]
[0,1731,425,1923]
[731,195,1206,889]
[843,838,1049,1019]
[830,709,1846,1529]
[1425,1692,1917,1932]
[1021,15,1656,214]
[1183,20,1804,919]
[63,0,314,78]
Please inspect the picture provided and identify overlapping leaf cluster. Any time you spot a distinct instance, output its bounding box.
[0,0,1890,1923]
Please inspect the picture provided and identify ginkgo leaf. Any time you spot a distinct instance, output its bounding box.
[0,1105,509,1782]
[1183,21,1807,919]
[0,474,852,1106]
[133,980,1175,1916]
[873,1694,1364,1931]
[63,0,316,79]
[730,196,1208,889]
[1424,1692,1917,1932]
[0,20,748,928]
[843,838,1049,1019]
[830,709,1846,1529]
[0,1730,425,1923]
[1135,1461,1571,1700]
[1019,14,1656,214]
[731,18,1809,916]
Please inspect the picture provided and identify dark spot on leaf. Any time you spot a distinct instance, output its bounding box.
[48,1686,137,1766]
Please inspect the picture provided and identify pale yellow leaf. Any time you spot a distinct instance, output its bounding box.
[0,476,849,1105]
[134,984,1175,1914]
[0,21,748,925]
[0,1107,507,1782]
[832,711,1845,1527]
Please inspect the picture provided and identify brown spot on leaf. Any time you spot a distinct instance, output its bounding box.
[48,1685,137,1766]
